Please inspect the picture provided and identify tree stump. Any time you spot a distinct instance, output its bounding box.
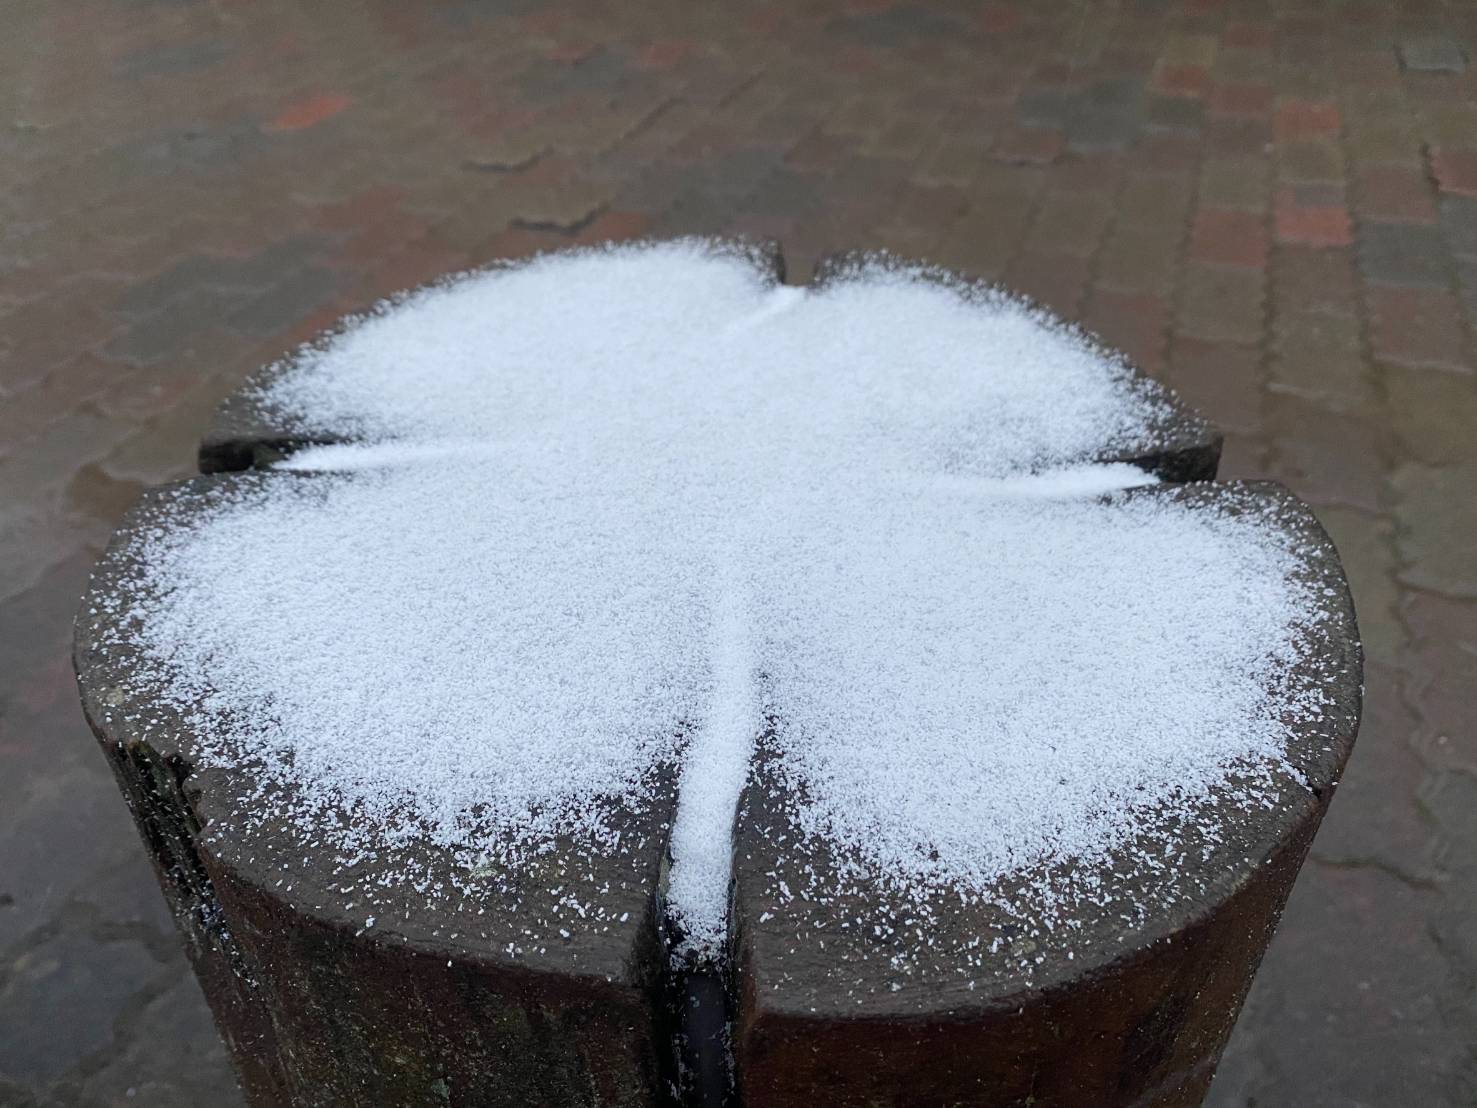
[75,238,1360,1108]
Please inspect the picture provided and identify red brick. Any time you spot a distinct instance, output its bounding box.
[1432,148,1477,197]
[264,92,352,133]
[1274,99,1341,142]
[1367,286,1469,370]
[1190,206,1270,267]
[1274,188,1354,246]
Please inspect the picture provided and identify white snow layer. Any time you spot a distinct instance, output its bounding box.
[121,240,1326,961]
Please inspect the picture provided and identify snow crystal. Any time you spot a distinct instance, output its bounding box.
[118,239,1325,965]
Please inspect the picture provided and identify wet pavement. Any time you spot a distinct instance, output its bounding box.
[1,1,1475,1104]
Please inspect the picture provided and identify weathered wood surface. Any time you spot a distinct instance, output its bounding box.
[76,240,1355,1107]
[75,474,679,1107]
[729,481,1361,1108]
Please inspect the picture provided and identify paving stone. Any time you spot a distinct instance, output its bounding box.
[1393,460,1477,598]
[1116,170,1194,225]
[1267,394,1389,513]
[1368,285,1470,370]
[1421,105,1477,155]
[1439,193,1477,258]
[1432,148,1477,198]
[1275,185,1354,246]
[1277,137,1347,183]
[1176,261,1265,342]
[1354,163,1438,224]
[1397,38,1468,75]
[1344,119,1424,163]
[0,933,166,1084]
[1209,864,1470,1107]
[1269,311,1372,408]
[1190,206,1268,267]
[1381,362,1477,468]
[990,124,1064,165]
[76,970,243,1108]
[1357,220,1450,287]
[1209,82,1273,117]
[1273,97,1341,142]
[1002,249,1090,317]
[1401,592,1477,777]
[1024,190,1111,257]
[1080,287,1168,371]
[1272,244,1359,315]
[1199,156,1270,210]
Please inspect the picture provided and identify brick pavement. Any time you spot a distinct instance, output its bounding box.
[1,1,1474,1104]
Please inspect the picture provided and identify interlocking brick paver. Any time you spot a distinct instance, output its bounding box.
[1177,261,1265,342]
[1199,156,1270,210]
[1163,336,1263,435]
[4,2,1476,1105]
[1274,97,1341,141]
[1368,285,1470,370]
[1209,82,1274,117]
[990,124,1064,165]
[1358,221,1450,287]
[1025,191,1112,257]
[1272,244,1359,315]
[1278,137,1347,183]
[1432,147,1477,197]
[1267,395,1390,513]
[1269,310,1372,408]
[1398,38,1468,76]
[1081,288,1169,373]
[1382,362,1477,467]
[1275,184,1354,245]
[1095,221,1184,293]
[1190,206,1268,267]
[1393,461,1477,598]
[1354,163,1438,223]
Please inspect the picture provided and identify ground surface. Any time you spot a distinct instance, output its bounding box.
[0,1,1474,1105]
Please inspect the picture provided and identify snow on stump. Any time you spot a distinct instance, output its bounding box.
[74,239,1361,1108]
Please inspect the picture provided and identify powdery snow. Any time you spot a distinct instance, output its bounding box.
[117,240,1327,964]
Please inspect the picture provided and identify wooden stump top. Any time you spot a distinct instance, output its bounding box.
[76,238,1359,1108]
